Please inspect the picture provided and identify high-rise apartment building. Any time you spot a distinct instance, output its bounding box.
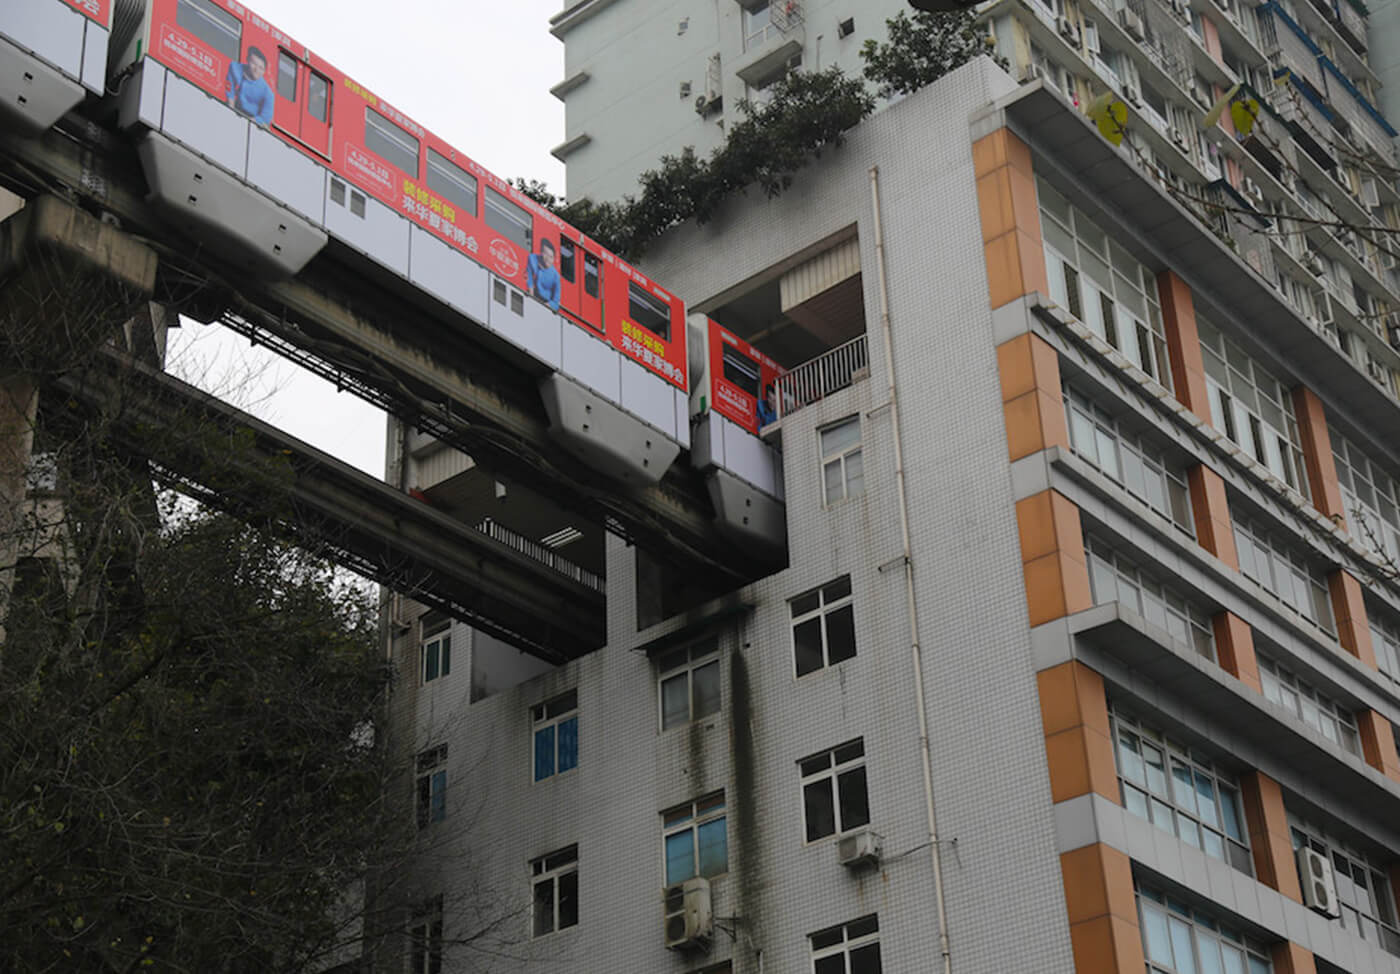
[385,1,1400,972]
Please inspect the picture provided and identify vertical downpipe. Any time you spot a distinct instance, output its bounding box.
[869,166,952,974]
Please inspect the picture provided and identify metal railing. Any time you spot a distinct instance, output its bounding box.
[476,518,605,593]
[775,334,868,420]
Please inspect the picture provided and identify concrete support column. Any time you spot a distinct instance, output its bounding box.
[1188,465,1239,570]
[1016,490,1092,627]
[998,332,1070,463]
[1239,772,1302,902]
[1328,570,1378,669]
[1290,386,1346,524]
[1357,710,1400,783]
[1061,843,1146,973]
[1212,612,1262,693]
[1036,660,1120,804]
[973,128,1049,310]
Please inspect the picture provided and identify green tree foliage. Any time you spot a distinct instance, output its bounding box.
[860,9,1005,100]
[0,420,392,970]
[514,9,994,259]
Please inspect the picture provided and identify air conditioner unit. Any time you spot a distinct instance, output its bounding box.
[1243,176,1262,202]
[1386,321,1400,348]
[1367,357,1387,383]
[1171,127,1189,150]
[694,93,722,116]
[836,828,882,869]
[1123,84,1142,106]
[1191,81,1212,109]
[1022,63,1046,83]
[1118,7,1146,41]
[662,877,713,950]
[1057,16,1080,44]
[1304,252,1325,276]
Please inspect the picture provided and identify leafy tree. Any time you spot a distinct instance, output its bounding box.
[860,9,1004,100]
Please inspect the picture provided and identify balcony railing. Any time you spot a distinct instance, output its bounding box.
[475,518,605,593]
[775,334,868,420]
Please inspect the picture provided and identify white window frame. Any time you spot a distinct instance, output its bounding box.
[657,642,721,731]
[799,739,869,842]
[790,576,857,677]
[809,915,881,973]
[819,416,864,505]
[1330,424,1400,566]
[416,744,447,829]
[1138,885,1273,973]
[662,792,727,885]
[1258,653,1360,756]
[408,895,443,974]
[532,690,579,782]
[531,845,579,938]
[1232,513,1334,634]
[1290,817,1400,954]
[1084,537,1216,660]
[420,620,451,685]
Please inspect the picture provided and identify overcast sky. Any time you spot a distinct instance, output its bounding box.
[167,0,567,476]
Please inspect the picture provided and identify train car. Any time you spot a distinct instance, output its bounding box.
[1,0,110,131]
[104,0,689,478]
[688,315,786,549]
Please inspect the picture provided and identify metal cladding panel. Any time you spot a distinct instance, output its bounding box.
[688,410,723,470]
[80,22,105,92]
[620,354,677,440]
[408,226,490,326]
[323,181,410,278]
[674,387,690,449]
[720,413,780,497]
[138,134,326,278]
[246,125,324,223]
[488,276,562,370]
[117,59,165,130]
[539,373,680,486]
[0,0,84,77]
[0,37,84,131]
[561,324,621,404]
[161,73,248,176]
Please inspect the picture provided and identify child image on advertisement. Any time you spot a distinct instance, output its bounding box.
[527,238,561,311]
[226,45,275,127]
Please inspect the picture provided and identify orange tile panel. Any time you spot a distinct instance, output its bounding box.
[1211,612,1262,693]
[1069,915,1145,974]
[1290,386,1345,522]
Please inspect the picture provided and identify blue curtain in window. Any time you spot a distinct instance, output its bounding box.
[696,818,726,877]
[665,831,694,885]
[534,726,555,782]
[557,716,578,773]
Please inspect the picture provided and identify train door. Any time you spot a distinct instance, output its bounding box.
[273,49,332,158]
[558,234,605,335]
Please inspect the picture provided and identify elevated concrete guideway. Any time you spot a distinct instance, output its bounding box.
[54,348,606,662]
[0,116,774,636]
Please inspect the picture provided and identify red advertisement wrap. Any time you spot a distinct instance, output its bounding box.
[142,0,688,392]
[62,0,111,26]
[707,319,784,434]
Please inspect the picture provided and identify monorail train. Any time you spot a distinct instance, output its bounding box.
[1,0,785,542]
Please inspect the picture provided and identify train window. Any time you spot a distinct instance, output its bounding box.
[721,345,761,398]
[628,282,671,342]
[330,178,346,206]
[484,187,532,252]
[558,237,577,283]
[584,254,600,298]
[426,150,478,219]
[308,73,330,122]
[276,51,297,101]
[175,0,241,61]
[364,108,420,176]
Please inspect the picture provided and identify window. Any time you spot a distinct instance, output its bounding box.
[800,740,869,842]
[1084,538,1216,661]
[1370,608,1400,687]
[484,187,532,252]
[416,744,447,829]
[364,107,420,175]
[742,1,777,49]
[1291,817,1400,956]
[1330,425,1400,566]
[1063,383,1194,536]
[1258,653,1360,756]
[658,642,720,731]
[1138,885,1272,974]
[1198,317,1309,495]
[531,845,579,937]
[276,50,297,101]
[533,690,578,782]
[791,576,857,677]
[722,344,761,398]
[408,895,443,974]
[1232,513,1334,634]
[175,0,241,60]
[663,792,727,884]
[1038,177,1170,385]
[307,71,329,122]
[628,281,671,342]
[820,416,864,505]
[421,621,451,684]
[810,915,881,974]
[1111,710,1251,873]
[426,149,479,219]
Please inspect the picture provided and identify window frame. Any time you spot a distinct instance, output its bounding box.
[408,895,444,974]
[657,642,721,732]
[426,148,479,221]
[662,791,728,886]
[416,744,447,830]
[809,914,882,974]
[1084,537,1216,661]
[530,844,579,938]
[484,186,533,253]
[175,0,242,61]
[790,576,857,677]
[364,106,420,177]
[1137,885,1273,974]
[800,739,870,843]
[1291,816,1400,955]
[532,690,579,782]
[1257,653,1360,756]
[1232,512,1335,635]
[420,621,451,685]
[819,415,864,506]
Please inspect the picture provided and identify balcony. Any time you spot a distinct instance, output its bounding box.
[775,334,868,420]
